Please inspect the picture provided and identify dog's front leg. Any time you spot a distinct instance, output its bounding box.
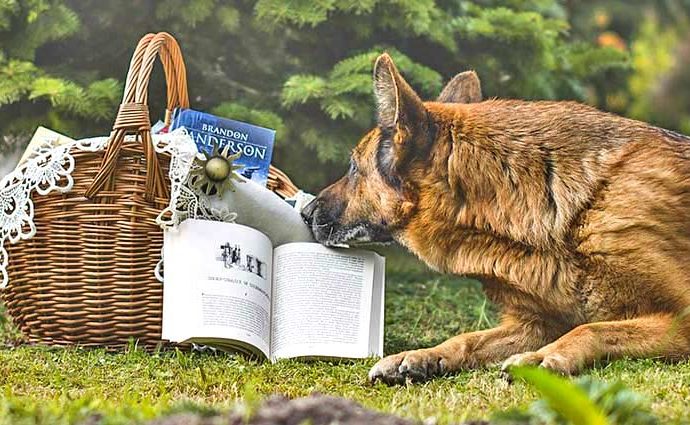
[502,313,690,375]
[369,319,548,385]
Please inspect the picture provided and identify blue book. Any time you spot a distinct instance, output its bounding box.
[170,108,275,186]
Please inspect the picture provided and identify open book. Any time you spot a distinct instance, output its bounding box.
[162,219,385,362]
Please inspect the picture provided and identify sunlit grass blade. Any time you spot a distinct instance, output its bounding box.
[509,366,609,425]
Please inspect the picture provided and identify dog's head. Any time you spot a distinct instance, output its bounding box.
[302,54,481,246]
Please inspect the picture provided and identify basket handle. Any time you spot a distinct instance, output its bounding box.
[84,32,189,201]
[146,33,190,123]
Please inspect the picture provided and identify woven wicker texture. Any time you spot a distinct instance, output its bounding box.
[2,32,298,349]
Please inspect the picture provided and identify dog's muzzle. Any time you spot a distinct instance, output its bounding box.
[301,198,393,246]
[300,198,319,227]
[301,198,338,245]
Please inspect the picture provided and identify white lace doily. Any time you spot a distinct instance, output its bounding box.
[0,128,236,288]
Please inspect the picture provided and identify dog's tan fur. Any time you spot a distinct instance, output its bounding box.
[301,54,690,384]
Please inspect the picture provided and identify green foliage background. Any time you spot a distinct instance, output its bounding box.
[1,0,689,190]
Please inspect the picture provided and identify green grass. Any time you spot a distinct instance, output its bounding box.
[1,247,689,424]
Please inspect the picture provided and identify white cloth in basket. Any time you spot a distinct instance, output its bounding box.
[210,179,314,247]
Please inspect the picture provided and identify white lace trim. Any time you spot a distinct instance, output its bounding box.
[0,128,233,288]
[152,132,238,230]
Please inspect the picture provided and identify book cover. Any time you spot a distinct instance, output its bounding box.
[170,108,275,186]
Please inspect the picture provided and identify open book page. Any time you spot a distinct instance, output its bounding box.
[369,254,385,357]
[270,243,385,361]
[162,219,274,359]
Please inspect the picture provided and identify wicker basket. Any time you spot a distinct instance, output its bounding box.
[1,32,298,349]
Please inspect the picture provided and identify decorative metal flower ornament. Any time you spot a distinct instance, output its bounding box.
[188,141,244,198]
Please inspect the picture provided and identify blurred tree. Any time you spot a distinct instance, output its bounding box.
[566,0,690,132]
[0,0,122,155]
[651,34,690,133]
[0,1,634,189]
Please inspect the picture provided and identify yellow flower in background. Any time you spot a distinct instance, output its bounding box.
[597,31,627,52]
[594,9,611,28]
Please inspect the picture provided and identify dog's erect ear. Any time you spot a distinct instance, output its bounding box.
[373,53,426,131]
[437,71,482,103]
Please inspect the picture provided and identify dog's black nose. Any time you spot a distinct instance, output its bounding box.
[301,198,318,225]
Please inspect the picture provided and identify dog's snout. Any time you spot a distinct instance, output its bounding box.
[301,198,319,225]
[301,193,347,227]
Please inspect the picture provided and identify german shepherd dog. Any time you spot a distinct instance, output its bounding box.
[301,54,690,385]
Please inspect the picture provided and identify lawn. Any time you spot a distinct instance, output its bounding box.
[1,247,689,425]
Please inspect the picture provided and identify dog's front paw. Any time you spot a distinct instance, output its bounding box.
[368,349,447,385]
[501,350,578,379]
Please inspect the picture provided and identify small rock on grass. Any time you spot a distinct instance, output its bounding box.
[88,394,493,425]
